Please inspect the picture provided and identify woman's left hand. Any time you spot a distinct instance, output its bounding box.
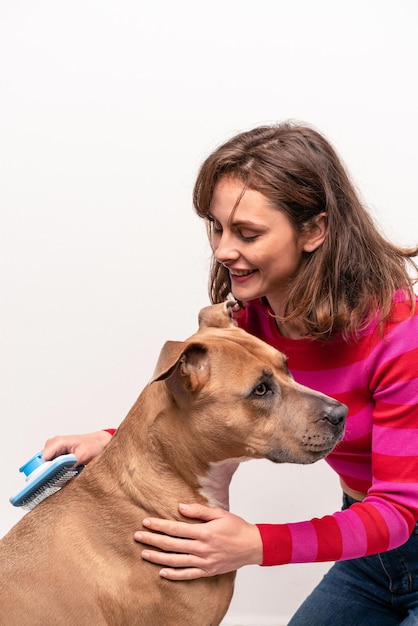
[134,502,263,581]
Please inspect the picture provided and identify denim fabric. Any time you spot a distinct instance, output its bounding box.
[287,494,418,625]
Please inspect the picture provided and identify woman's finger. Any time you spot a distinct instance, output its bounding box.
[141,548,200,568]
[140,549,213,580]
[178,502,223,522]
[159,567,210,581]
[139,516,205,541]
[135,530,198,555]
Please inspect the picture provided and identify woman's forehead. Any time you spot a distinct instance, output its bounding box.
[210,177,278,223]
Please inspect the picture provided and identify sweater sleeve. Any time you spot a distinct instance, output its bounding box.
[255,306,418,566]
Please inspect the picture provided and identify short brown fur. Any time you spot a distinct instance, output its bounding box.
[0,302,346,625]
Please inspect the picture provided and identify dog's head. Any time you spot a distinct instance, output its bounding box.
[149,302,347,469]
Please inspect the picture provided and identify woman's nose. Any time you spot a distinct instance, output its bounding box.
[213,234,240,264]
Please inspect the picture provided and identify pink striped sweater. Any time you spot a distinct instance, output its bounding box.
[235,294,418,566]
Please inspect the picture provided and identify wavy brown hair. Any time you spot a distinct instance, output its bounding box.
[193,121,418,340]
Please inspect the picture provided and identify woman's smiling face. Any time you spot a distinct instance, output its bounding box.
[209,177,322,315]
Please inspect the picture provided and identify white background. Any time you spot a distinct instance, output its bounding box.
[1,1,418,624]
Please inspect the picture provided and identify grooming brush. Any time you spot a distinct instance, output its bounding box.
[9,452,84,511]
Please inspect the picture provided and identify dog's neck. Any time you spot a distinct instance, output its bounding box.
[197,458,246,510]
[92,384,248,519]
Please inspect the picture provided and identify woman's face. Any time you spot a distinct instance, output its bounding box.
[209,177,324,314]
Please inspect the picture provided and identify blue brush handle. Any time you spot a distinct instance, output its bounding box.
[19,452,46,476]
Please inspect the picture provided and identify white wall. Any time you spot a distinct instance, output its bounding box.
[1,1,418,624]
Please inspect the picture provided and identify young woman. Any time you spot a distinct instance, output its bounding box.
[43,122,418,624]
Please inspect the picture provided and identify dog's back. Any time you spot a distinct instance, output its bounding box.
[0,440,235,625]
[0,305,241,625]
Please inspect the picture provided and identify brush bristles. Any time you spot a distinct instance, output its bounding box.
[21,468,79,511]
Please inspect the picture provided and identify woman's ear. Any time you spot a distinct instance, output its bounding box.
[302,212,327,253]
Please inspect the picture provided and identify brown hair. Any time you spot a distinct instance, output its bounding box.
[193,121,418,340]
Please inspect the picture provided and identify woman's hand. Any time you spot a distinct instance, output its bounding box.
[134,502,263,581]
[42,430,113,465]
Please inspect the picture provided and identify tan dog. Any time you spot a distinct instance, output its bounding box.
[0,302,346,626]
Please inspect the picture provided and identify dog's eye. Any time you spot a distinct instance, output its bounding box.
[253,383,270,396]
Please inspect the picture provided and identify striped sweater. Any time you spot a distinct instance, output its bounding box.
[235,294,418,566]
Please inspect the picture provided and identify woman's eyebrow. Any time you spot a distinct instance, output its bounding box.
[208,213,267,230]
[230,219,267,229]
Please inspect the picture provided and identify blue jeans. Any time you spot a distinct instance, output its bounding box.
[288,494,418,625]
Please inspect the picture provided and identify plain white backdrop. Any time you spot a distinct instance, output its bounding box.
[1,1,418,624]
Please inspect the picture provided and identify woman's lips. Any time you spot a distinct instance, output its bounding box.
[229,269,257,283]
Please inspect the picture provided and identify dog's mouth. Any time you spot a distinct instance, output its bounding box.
[266,450,330,465]
[266,438,340,465]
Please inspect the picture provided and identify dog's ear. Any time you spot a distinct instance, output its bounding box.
[151,341,187,382]
[198,300,238,329]
[151,341,210,392]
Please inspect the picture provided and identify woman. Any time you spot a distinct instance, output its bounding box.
[43,122,418,624]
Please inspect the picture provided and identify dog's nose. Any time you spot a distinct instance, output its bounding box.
[323,402,347,426]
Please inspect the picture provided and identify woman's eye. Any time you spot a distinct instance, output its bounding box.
[239,231,259,242]
[236,227,261,242]
[208,218,222,233]
[253,383,270,396]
